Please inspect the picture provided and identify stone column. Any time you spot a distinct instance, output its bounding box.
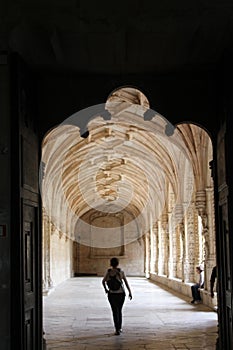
[42,209,54,295]
[145,232,150,278]
[186,203,196,282]
[175,204,184,279]
[181,217,190,283]
[161,213,168,276]
[171,216,177,278]
[42,208,48,293]
[195,190,207,288]
[176,224,183,279]
[205,187,216,291]
[195,190,206,248]
[150,224,156,274]
[168,213,174,278]
[154,223,159,274]
[157,220,163,275]
[47,221,56,290]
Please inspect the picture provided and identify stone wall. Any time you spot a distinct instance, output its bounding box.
[51,233,73,286]
[150,273,217,310]
[75,238,145,277]
[44,229,73,289]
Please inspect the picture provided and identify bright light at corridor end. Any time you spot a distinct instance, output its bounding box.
[39,88,194,248]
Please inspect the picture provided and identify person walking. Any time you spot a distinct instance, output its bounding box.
[102,257,132,335]
[191,265,204,304]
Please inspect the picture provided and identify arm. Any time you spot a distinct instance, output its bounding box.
[122,272,132,300]
[102,271,109,294]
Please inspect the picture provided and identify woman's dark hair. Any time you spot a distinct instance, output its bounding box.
[110,257,119,268]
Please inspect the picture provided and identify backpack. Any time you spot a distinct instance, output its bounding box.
[107,269,122,291]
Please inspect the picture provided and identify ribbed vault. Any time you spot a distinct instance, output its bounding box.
[40,87,211,248]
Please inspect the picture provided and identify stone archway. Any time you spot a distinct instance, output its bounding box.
[149,122,217,309]
[40,87,217,310]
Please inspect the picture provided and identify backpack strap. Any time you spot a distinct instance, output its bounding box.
[107,268,122,280]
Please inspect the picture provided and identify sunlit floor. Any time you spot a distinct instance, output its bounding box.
[43,277,218,350]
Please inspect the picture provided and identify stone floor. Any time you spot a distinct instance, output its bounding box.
[43,277,218,350]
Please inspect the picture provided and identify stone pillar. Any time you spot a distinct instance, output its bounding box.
[195,190,207,245]
[150,224,156,274]
[171,217,177,278]
[42,208,48,293]
[145,232,150,278]
[181,217,190,283]
[154,223,159,274]
[206,187,216,258]
[161,213,168,276]
[175,204,184,279]
[176,224,183,279]
[168,213,174,278]
[195,190,208,288]
[42,209,54,295]
[186,203,196,282]
[205,187,216,291]
[157,220,163,275]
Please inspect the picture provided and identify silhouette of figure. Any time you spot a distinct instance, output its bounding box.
[102,257,132,335]
[191,265,204,304]
[210,265,217,298]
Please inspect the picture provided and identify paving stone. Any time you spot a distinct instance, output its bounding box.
[44,277,218,350]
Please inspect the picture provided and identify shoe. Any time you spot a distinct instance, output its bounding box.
[194,300,202,304]
[191,300,195,304]
[114,330,120,335]
[119,329,122,333]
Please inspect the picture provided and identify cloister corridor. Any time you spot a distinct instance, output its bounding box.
[41,87,219,349]
[43,276,218,350]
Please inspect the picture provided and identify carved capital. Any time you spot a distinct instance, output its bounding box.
[175,204,183,222]
[161,213,168,231]
[50,223,56,235]
[152,223,158,234]
[179,222,185,240]
[195,190,206,215]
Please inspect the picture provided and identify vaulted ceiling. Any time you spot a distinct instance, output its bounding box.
[40,87,212,248]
